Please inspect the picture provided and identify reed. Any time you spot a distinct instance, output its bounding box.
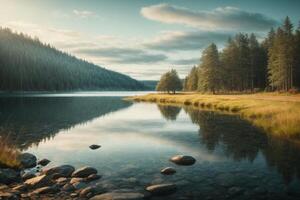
[0,135,21,168]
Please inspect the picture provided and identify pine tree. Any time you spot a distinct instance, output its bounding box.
[235,33,251,91]
[184,66,198,91]
[283,16,295,90]
[268,17,295,91]
[249,33,267,90]
[220,38,239,91]
[198,43,221,93]
[295,23,300,87]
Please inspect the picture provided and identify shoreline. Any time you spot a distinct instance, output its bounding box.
[126,93,300,137]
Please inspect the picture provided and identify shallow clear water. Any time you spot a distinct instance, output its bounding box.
[1,93,300,199]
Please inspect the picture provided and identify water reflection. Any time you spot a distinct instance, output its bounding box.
[1,96,300,193]
[177,105,300,183]
[157,105,181,121]
[0,97,132,150]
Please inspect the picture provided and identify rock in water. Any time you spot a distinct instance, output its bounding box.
[89,144,101,150]
[21,172,36,181]
[37,159,51,166]
[72,166,97,178]
[86,174,101,182]
[90,192,145,200]
[146,183,177,196]
[19,153,37,168]
[43,165,75,177]
[32,186,58,194]
[70,177,84,184]
[161,167,176,175]
[170,155,196,166]
[62,183,75,192]
[13,184,27,192]
[0,168,20,184]
[25,175,53,189]
[72,182,87,190]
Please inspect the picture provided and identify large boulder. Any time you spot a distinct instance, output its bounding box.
[146,183,177,196]
[19,153,37,168]
[0,168,20,184]
[43,165,75,177]
[72,166,97,178]
[90,192,145,200]
[25,175,53,189]
[170,155,196,166]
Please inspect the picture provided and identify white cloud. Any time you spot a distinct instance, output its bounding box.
[144,31,231,51]
[141,4,278,31]
[73,9,98,18]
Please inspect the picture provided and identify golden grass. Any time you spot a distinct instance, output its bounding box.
[0,136,21,168]
[127,93,300,137]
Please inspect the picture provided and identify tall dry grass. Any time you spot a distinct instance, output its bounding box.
[0,135,21,168]
[127,93,300,137]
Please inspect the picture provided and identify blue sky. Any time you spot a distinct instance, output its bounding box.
[0,0,300,80]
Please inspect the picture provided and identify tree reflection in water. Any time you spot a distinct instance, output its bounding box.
[0,97,132,150]
[157,105,181,121]
[182,106,300,184]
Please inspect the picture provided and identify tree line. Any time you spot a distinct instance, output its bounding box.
[184,17,300,93]
[156,17,300,93]
[0,28,145,91]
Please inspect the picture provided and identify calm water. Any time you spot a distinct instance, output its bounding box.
[1,92,300,199]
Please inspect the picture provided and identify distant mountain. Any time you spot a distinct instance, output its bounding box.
[140,80,158,90]
[0,28,146,91]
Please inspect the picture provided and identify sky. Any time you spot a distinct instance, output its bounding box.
[0,0,300,80]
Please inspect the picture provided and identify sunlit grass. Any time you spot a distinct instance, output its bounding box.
[0,135,21,168]
[127,93,300,137]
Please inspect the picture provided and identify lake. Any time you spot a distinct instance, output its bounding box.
[1,92,300,199]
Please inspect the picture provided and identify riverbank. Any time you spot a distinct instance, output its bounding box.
[127,93,300,137]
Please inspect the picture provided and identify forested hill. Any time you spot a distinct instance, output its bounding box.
[0,28,146,91]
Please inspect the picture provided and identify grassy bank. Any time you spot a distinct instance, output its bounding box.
[127,93,300,137]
